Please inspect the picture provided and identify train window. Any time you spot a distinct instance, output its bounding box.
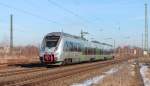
[70,42,73,51]
[63,41,68,51]
[77,44,79,52]
[75,42,77,52]
[45,36,60,48]
[93,48,95,55]
[67,41,69,51]
[46,41,57,48]
[68,42,80,52]
[81,44,84,52]
[99,49,102,55]
[76,43,78,52]
[87,48,89,55]
[97,49,100,55]
[95,48,98,55]
[67,41,70,51]
[83,47,87,55]
[68,42,72,51]
[88,48,90,55]
[73,42,75,51]
[78,43,82,52]
[67,41,71,51]
[75,43,78,51]
[89,48,91,55]
[85,47,87,55]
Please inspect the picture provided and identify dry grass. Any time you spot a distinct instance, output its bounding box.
[138,56,150,63]
[145,67,150,80]
[0,45,39,65]
[95,62,137,86]
[40,62,134,86]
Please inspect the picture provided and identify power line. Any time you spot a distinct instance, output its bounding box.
[47,0,107,34]
[47,0,90,23]
[22,0,104,32]
[22,0,81,24]
[22,0,41,9]
[0,2,61,25]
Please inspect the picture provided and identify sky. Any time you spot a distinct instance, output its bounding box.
[0,0,149,47]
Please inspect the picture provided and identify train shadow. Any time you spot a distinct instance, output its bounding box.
[13,59,109,69]
[13,63,59,68]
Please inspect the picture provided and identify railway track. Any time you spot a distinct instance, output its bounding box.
[0,58,131,86]
[0,62,108,77]
[0,63,8,68]
[135,60,145,86]
[0,67,48,77]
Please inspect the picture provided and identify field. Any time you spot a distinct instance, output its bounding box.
[0,45,39,65]
[0,45,150,86]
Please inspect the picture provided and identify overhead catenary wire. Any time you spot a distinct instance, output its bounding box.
[24,0,102,30]
[22,0,107,35]
[0,1,105,38]
[47,0,93,36]
[21,0,88,25]
[22,0,41,10]
[47,0,91,23]
[0,2,61,26]
[47,0,110,35]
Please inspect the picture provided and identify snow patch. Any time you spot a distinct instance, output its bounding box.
[71,68,119,86]
[104,68,118,75]
[71,75,105,86]
[140,65,150,86]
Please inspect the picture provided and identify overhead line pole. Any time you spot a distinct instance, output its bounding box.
[80,29,89,39]
[144,3,149,55]
[142,33,144,50]
[10,14,13,54]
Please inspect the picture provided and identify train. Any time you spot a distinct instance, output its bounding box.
[39,32,114,65]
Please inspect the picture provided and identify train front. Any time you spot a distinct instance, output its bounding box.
[39,35,60,64]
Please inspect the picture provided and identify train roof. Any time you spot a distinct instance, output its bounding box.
[91,41,113,47]
[46,32,112,47]
[46,32,87,40]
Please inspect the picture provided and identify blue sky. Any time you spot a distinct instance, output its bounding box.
[0,0,149,47]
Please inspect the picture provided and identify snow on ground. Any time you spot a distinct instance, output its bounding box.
[140,64,150,86]
[105,68,118,75]
[71,67,119,86]
[71,75,105,86]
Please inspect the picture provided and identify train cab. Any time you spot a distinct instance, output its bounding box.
[40,35,61,64]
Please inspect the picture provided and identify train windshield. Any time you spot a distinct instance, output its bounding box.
[45,36,60,48]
